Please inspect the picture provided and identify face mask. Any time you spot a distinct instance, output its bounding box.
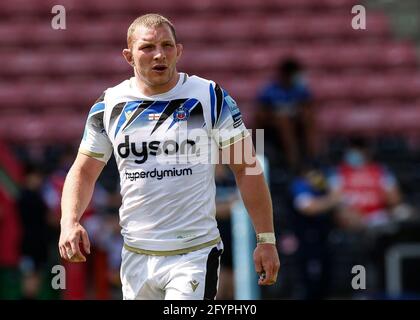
[344,150,365,168]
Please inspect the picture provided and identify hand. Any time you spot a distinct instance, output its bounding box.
[253,243,280,286]
[59,220,90,263]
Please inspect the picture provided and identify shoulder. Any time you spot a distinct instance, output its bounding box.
[185,74,235,94]
[182,74,228,108]
[102,78,132,102]
[184,74,218,92]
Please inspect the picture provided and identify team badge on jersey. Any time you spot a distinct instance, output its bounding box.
[173,106,190,122]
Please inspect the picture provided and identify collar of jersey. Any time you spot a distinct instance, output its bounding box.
[129,72,185,100]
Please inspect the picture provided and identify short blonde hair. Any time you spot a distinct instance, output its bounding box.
[127,13,177,49]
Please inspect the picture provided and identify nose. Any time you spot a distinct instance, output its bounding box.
[153,46,166,61]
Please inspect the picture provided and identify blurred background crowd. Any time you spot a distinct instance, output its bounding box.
[1,0,420,299]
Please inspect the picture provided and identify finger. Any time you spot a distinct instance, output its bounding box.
[259,277,276,285]
[274,260,281,277]
[260,261,278,285]
[61,246,68,260]
[81,231,91,254]
[254,255,263,275]
[70,236,83,259]
[259,263,275,285]
[266,263,276,282]
[59,246,65,260]
[64,243,73,260]
[258,271,267,285]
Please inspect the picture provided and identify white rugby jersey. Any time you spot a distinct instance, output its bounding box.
[79,73,249,252]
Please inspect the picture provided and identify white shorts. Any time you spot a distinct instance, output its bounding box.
[120,241,224,300]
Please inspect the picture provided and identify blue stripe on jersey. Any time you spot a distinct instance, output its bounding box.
[88,102,105,116]
[166,99,200,131]
[209,84,216,127]
[114,102,139,138]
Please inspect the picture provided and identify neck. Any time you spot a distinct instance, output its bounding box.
[134,71,180,96]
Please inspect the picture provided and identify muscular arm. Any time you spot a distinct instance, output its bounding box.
[59,153,105,262]
[223,135,280,285]
[61,153,105,224]
[229,161,274,234]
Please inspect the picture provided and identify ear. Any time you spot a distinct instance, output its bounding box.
[122,48,135,67]
[176,43,183,62]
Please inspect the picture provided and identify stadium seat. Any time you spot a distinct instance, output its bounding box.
[0,0,360,17]
[2,41,414,79]
[0,80,118,110]
[310,73,420,101]
[0,0,419,142]
[0,12,390,48]
[0,113,85,142]
[316,103,420,135]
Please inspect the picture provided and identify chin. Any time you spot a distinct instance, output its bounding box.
[150,74,172,85]
[150,78,171,87]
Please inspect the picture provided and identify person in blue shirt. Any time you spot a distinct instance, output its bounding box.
[257,58,316,169]
[289,161,339,299]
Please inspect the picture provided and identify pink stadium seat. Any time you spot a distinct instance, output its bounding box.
[0,80,117,110]
[0,113,85,142]
[9,43,417,79]
[180,42,417,74]
[310,73,420,101]
[0,0,358,16]
[0,50,129,77]
[0,12,390,48]
[1,0,419,142]
[317,103,420,135]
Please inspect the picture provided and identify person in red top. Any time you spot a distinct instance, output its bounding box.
[329,137,401,230]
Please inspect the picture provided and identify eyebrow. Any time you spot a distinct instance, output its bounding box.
[138,37,174,43]
[137,39,174,47]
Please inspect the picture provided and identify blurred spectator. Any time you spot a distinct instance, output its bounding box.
[0,187,22,299]
[0,140,24,299]
[329,137,402,231]
[42,147,96,299]
[17,163,50,300]
[42,146,76,229]
[289,161,338,299]
[214,164,238,300]
[256,57,317,169]
[84,191,123,299]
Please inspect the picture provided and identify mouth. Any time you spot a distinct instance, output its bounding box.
[152,65,168,73]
